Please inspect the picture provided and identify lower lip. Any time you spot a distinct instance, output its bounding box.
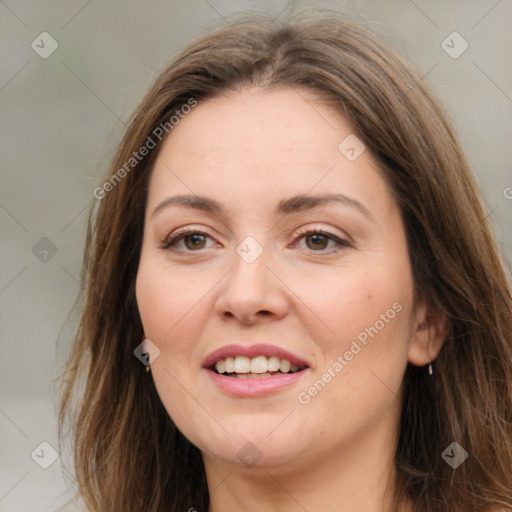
[205,368,310,397]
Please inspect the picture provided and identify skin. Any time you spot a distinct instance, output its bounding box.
[135,87,449,512]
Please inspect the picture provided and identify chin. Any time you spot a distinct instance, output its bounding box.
[193,423,311,470]
[208,441,305,471]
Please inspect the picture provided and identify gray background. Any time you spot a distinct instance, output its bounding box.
[0,1,510,510]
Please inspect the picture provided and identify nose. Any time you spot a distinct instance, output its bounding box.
[214,241,289,325]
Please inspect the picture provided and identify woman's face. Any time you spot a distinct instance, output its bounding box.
[136,87,429,472]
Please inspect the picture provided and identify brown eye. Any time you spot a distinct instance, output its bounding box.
[162,230,213,251]
[294,227,351,254]
[305,233,330,251]
[182,233,207,250]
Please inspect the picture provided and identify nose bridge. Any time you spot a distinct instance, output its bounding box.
[215,234,287,322]
[229,234,271,298]
[235,235,266,266]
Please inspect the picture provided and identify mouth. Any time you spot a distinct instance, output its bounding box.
[203,343,311,396]
[211,355,307,378]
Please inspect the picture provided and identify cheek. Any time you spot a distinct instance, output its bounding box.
[135,254,218,383]
[298,260,413,398]
[136,262,209,438]
[135,263,199,431]
[300,263,409,348]
[136,257,204,347]
[295,274,411,442]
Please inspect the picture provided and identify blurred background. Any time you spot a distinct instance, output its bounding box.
[0,0,510,510]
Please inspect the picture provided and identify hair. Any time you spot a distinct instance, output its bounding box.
[57,10,512,512]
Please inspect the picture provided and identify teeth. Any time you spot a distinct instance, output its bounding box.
[224,357,235,373]
[251,355,267,373]
[216,359,225,374]
[214,355,305,375]
[234,356,251,373]
[279,359,291,373]
[268,356,280,372]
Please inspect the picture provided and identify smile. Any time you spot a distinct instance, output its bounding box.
[213,355,306,377]
[203,343,311,396]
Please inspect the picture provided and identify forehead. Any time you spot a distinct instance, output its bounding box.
[162,87,343,163]
[146,86,394,220]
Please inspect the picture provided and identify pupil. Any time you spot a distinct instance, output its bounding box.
[308,234,327,250]
[186,234,205,250]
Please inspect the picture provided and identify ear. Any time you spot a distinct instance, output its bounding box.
[408,300,450,366]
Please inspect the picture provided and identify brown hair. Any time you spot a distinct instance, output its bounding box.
[57,11,512,512]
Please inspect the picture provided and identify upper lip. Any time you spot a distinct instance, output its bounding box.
[202,343,311,369]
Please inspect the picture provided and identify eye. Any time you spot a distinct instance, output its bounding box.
[293,226,352,254]
[160,229,215,252]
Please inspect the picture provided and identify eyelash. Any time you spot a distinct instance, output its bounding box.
[160,226,352,255]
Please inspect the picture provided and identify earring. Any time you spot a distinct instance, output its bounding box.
[428,363,433,376]
[146,365,151,373]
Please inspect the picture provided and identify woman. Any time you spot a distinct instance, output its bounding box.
[58,12,512,512]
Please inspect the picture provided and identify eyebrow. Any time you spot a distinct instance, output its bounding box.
[151,193,374,222]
